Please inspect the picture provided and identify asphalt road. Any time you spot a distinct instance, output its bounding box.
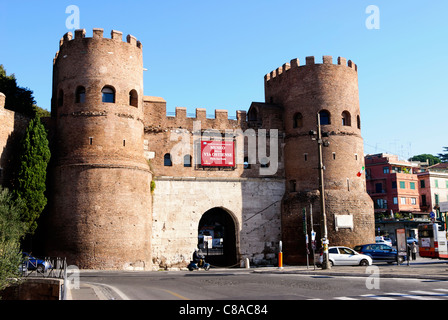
[77,264,448,301]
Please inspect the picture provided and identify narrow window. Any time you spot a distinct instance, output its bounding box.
[129,89,138,107]
[332,152,336,160]
[102,86,115,103]
[357,115,361,129]
[347,178,350,191]
[420,180,425,188]
[341,111,351,126]
[58,89,64,107]
[293,113,303,128]
[89,137,93,145]
[164,153,172,166]
[123,140,126,147]
[355,153,358,161]
[304,153,308,161]
[319,110,331,125]
[421,195,427,206]
[75,86,86,103]
[183,154,192,167]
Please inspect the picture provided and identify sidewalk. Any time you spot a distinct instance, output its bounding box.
[68,257,448,300]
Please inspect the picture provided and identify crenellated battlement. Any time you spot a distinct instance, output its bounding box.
[265,55,357,83]
[168,107,247,123]
[143,97,246,131]
[58,28,142,49]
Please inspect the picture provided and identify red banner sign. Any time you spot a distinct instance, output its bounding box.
[201,141,235,167]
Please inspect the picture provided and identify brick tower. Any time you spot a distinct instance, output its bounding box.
[46,29,152,269]
[265,56,374,264]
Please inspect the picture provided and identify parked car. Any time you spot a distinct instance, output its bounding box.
[407,237,418,244]
[317,246,372,267]
[353,244,405,264]
[22,252,52,273]
[375,236,392,247]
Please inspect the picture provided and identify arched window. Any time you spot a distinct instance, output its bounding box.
[341,111,351,126]
[183,154,192,167]
[57,89,64,107]
[164,153,172,166]
[75,86,86,103]
[357,115,361,129]
[102,86,115,103]
[319,110,331,125]
[293,112,303,128]
[129,89,138,107]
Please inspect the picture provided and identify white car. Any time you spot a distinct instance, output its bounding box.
[375,236,392,247]
[318,246,372,267]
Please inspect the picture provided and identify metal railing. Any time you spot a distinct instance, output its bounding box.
[21,257,67,279]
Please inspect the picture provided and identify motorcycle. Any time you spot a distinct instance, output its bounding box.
[187,259,210,271]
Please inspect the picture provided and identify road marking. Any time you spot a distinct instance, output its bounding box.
[410,290,448,299]
[360,294,396,300]
[384,292,441,300]
[87,282,130,300]
[161,289,190,300]
[334,296,357,300]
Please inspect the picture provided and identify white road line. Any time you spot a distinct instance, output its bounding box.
[87,282,130,300]
[410,290,448,299]
[360,294,396,300]
[384,292,440,300]
[334,296,358,300]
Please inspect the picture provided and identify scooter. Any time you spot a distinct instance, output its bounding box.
[187,260,210,271]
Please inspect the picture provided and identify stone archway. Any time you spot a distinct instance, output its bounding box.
[198,207,238,267]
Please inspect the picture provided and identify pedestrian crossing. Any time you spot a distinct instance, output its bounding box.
[311,288,448,300]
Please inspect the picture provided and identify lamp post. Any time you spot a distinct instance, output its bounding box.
[316,112,330,269]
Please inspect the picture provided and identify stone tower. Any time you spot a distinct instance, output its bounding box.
[46,29,152,269]
[265,56,374,264]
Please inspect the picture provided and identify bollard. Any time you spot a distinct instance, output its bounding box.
[278,252,283,269]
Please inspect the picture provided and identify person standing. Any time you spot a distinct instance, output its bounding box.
[411,241,418,260]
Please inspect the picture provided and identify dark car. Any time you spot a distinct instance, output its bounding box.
[353,244,406,264]
[22,252,52,273]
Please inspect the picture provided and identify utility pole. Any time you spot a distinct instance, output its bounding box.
[316,112,330,270]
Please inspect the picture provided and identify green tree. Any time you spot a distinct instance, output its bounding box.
[0,65,36,117]
[0,187,27,292]
[14,115,51,234]
[409,154,441,166]
[438,147,448,163]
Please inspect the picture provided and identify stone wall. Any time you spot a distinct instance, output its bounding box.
[151,177,285,269]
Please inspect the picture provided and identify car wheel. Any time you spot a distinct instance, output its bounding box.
[359,259,369,266]
[37,264,45,273]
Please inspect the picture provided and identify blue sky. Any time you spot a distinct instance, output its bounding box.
[0,0,446,158]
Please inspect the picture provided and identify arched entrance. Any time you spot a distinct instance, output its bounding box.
[198,207,238,267]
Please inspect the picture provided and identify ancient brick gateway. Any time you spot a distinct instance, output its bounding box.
[0,29,374,270]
